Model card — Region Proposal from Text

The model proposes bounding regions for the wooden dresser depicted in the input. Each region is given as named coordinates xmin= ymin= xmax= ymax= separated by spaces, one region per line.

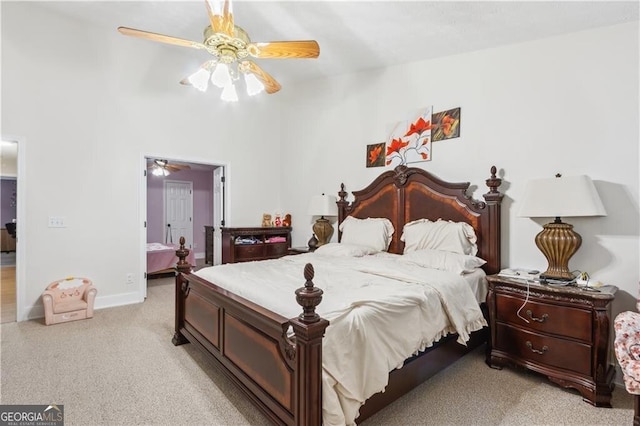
xmin=221 ymin=227 xmax=291 ymax=264
xmin=0 ymin=228 xmax=16 ymax=253
xmin=204 ymin=225 xmax=214 ymax=265
xmin=486 ymin=275 xmax=616 ymax=407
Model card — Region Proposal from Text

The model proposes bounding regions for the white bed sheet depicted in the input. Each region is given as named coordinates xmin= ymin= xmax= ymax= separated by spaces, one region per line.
xmin=195 ymin=253 xmax=487 ymax=425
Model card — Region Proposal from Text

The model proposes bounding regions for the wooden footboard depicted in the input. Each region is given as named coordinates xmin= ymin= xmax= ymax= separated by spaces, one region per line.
xmin=173 ymin=241 xmax=328 ymax=425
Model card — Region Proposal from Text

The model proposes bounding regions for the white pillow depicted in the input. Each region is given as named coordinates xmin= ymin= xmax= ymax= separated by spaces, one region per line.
xmin=401 ymin=249 xmax=486 ymax=275
xmin=401 ymin=218 xmax=478 ymax=255
xmin=313 ymin=242 xmax=378 ymax=257
xmin=339 ymin=216 xmax=395 ymax=252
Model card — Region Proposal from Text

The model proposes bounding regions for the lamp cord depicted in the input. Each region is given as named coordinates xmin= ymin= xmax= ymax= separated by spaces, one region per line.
xmin=516 ymin=278 xmax=533 ymax=324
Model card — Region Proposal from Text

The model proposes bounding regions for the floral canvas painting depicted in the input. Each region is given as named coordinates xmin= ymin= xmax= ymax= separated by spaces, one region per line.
xmin=366 ymin=143 xmax=385 ymax=168
xmin=432 ymin=107 xmax=461 ymax=142
xmin=386 ymin=107 xmax=433 ymax=167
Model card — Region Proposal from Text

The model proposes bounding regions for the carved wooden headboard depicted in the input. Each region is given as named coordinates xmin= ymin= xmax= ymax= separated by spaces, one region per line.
xmin=336 ymin=165 xmax=504 ymax=274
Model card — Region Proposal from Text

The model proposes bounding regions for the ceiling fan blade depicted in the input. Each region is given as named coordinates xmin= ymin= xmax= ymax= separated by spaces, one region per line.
xmin=242 ymin=61 xmax=281 ymax=94
xmin=166 ymin=164 xmax=191 ymax=172
xmin=247 ymin=41 xmax=320 ymax=59
xmin=118 ymin=27 xmax=206 ymax=50
xmin=205 ymin=0 xmax=235 ymax=37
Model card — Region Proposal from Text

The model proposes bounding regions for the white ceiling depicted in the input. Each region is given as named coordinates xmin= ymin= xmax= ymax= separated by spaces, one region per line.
xmin=37 ymin=1 xmax=638 ymax=87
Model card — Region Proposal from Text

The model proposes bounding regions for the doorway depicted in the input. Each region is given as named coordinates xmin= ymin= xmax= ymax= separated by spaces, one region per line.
xmin=1 ymin=139 xmax=18 ymax=323
xmin=141 ymin=155 xmax=226 ymax=299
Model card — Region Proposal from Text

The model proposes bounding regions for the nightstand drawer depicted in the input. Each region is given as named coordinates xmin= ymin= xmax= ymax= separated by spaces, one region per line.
xmin=496 ymin=323 xmax=591 ymax=376
xmin=495 ymin=293 xmax=592 ymax=342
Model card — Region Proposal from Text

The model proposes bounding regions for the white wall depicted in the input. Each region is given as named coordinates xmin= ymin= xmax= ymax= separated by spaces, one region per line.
xmin=1 ymin=3 xmax=283 ymax=318
xmin=2 ymin=2 xmax=638 ymax=326
xmin=279 ymin=22 xmax=640 ymax=317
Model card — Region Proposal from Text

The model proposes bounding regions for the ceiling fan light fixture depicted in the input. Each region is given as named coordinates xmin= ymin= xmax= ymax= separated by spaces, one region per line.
xmin=244 ymin=72 xmax=264 ymax=96
xmin=211 ymin=63 xmax=232 ymax=88
xmin=221 ymin=82 xmax=239 ymax=102
xmin=152 ymin=166 xmax=169 ymax=177
xmin=118 ymin=0 xmax=319 ymax=100
xmin=187 ymin=68 xmax=211 ymax=92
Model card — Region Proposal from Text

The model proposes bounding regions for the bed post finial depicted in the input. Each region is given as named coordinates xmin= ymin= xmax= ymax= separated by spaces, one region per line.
xmin=485 ymin=166 xmax=502 ymax=197
xmin=295 ymin=264 xmax=324 ymax=323
xmin=291 ymin=264 xmax=329 ymax=425
xmin=175 ymin=237 xmax=192 ymax=274
xmin=338 ymin=183 xmax=347 ymax=203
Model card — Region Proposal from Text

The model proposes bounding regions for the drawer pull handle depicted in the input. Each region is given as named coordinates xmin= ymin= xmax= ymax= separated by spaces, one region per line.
xmin=526 ymin=310 xmax=549 ymax=323
xmin=526 ymin=341 xmax=548 ymax=355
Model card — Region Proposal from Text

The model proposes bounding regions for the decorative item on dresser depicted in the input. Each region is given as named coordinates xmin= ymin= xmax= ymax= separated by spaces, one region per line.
xmin=171 ymin=165 xmax=504 ymax=425
xmin=307 ymin=193 xmax=338 ymax=246
xmin=518 ymin=174 xmax=607 ymax=281
xmin=221 ymin=226 xmax=291 ymax=264
xmin=486 ymin=275 xmax=617 ymax=407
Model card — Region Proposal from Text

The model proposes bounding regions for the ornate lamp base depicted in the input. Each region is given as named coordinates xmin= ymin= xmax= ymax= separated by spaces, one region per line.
xmin=535 ymin=219 xmax=582 ymax=281
xmin=312 ymin=216 xmax=334 ymax=246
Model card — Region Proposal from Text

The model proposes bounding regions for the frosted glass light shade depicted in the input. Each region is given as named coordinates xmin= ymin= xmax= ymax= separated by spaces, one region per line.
xmin=244 ymin=72 xmax=264 ymax=96
xmin=211 ymin=63 xmax=232 ymax=88
xmin=220 ymin=83 xmax=238 ymax=102
xmin=187 ymin=68 xmax=210 ymax=92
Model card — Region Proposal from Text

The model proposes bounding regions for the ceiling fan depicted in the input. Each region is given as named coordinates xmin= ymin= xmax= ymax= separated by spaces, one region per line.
xmin=148 ymin=159 xmax=191 ymax=176
xmin=118 ymin=0 xmax=320 ymax=100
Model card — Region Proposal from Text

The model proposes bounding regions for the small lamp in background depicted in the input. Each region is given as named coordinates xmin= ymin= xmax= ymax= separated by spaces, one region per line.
xmin=518 ymin=174 xmax=606 ymax=281
xmin=308 ymin=194 xmax=338 ymax=246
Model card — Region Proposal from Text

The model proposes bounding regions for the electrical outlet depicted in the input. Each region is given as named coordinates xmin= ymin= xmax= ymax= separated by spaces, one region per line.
xmin=48 ymin=216 xmax=66 ymax=228
xmin=126 ymin=273 xmax=134 ymax=285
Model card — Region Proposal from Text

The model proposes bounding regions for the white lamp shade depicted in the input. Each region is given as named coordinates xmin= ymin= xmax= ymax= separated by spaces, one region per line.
xmin=308 ymin=194 xmax=338 ymax=217
xmin=518 ymin=175 xmax=606 ymax=218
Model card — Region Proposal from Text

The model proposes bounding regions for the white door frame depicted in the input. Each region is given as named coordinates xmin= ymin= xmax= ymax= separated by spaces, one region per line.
xmin=3 ymin=135 xmax=26 ymax=321
xmin=139 ymin=153 xmax=228 ymax=300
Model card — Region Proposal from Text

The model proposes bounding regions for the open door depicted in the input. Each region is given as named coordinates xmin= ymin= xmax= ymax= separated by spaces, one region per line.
xmin=141 ymin=155 xmax=226 ymax=299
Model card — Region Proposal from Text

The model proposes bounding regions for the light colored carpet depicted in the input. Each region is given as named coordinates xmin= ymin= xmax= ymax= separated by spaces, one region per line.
xmin=0 ymin=277 xmax=633 ymax=425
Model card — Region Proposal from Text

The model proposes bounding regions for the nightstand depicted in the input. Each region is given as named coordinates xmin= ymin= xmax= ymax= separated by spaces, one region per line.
xmin=288 ymin=247 xmax=312 ymax=255
xmin=486 ymin=275 xmax=617 ymax=407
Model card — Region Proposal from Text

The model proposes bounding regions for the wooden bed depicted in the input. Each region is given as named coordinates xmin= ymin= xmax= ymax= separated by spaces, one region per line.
xmin=172 ymin=165 xmax=503 ymax=425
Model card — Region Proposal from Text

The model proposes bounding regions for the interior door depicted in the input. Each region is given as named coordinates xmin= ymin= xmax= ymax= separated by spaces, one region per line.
xmin=213 ymin=167 xmax=225 ymax=265
xmin=165 ymin=181 xmax=193 ymax=248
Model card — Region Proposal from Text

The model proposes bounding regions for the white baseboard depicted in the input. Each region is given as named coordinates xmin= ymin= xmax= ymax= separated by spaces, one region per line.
xmin=21 ymin=291 xmax=144 ymax=321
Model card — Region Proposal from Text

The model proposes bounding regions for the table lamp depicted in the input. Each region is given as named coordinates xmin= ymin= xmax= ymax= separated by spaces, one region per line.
xmin=518 ymin=174 xmax=606 ymax=281
xmin=307 ymin=194 xmax=338 ymax=246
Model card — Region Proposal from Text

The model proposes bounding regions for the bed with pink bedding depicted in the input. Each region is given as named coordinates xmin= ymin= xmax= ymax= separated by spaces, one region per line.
xmin=146 ymin=242 xmax=195 ymax=276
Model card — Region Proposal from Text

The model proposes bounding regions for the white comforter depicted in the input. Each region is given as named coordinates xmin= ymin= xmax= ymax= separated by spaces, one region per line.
xmin=195 ymin=253 xmax=487 ymax=425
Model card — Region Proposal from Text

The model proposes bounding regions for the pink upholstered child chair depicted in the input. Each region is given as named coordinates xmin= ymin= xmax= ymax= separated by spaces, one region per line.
xmin=614 ymin=294 xmax=640 ymax=425
xmin=42 ymin=277 xmax=97 ymax=325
